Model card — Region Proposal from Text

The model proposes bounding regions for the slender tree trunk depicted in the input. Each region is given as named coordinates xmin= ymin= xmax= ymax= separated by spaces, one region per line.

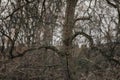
xmin=62 ymin=0 xmax=78 ymax=80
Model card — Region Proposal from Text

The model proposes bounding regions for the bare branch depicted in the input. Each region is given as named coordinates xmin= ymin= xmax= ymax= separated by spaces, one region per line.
xmin=106 ymin=0 xmax=117 ymax=8
xmin=0 ymin=30 xmax=13 ymax=42
xmin=74 ymin=16 xmax=91 ymax=24
xmin=11 ymin=45 xmax=63 ymax=59
xmin=2 ymin=0 xmax=35 ymax=20
xmin=70 ymin=32 xmax=94 ymax=47
xmin=93 ymin=46 xmax=120 ymax=66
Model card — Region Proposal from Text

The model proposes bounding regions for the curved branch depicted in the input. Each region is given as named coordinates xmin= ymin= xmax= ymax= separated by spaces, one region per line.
xmin=70 ymin=32 xmax=94 ymax=47
xmin=70 ymin=31 xmax=120 ymax=65
xmin=11 ymin=45 xmax=62 ymax=59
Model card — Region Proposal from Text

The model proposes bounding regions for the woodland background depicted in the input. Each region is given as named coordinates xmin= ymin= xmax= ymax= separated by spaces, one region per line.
xmin=0 ymin=0 xmax=120 ymax=80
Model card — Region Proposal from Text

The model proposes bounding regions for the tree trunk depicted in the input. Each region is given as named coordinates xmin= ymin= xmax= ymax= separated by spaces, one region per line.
xmin=62 ymin=0 xmax=78 ymax=80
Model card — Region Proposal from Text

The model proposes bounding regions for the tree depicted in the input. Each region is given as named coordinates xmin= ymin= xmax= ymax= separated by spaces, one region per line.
xmin=0 ymin=0 xmax=120 ymax=80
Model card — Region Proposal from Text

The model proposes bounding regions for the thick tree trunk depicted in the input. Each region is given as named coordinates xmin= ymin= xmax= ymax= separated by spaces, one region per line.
xmin=62 ymin=0 xmax=78 ymax=80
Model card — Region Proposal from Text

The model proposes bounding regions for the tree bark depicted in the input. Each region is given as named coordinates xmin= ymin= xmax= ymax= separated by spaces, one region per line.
xmin=62 ymin=0 xmax=78 ymax=80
